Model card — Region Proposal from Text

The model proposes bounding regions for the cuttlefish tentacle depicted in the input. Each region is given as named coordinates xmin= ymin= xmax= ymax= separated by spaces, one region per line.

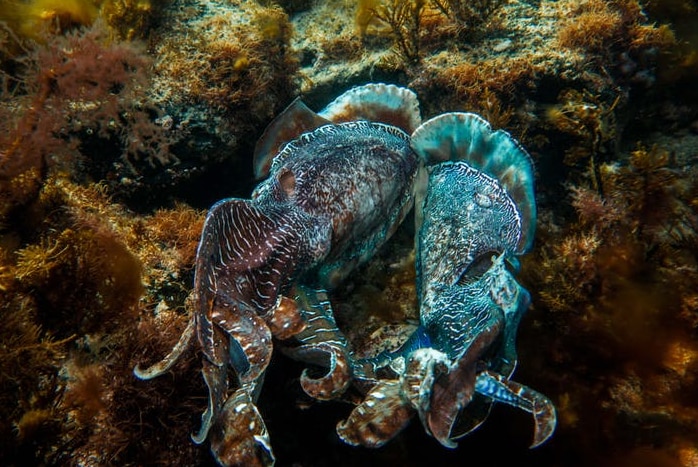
xmin=211 ymin=305 xmax=273 ymax=388
xmin=447 ymin=255 xmax=532 ymax=441
xmin=188 ymin=197 xmax=327 ymax=449
xmin=401 ymin=348 xmax=450 ymax=416
xmin=194 ymin=197 xmax=321 ymax=366
xmin=209 ymin=388 xmax=275 ymax=467
xmin=336 ymin=347 xmax=453 ymax=448
xmin=424 ymin=322 xmax=503 ymax=448
xmin=135 ymin=85 xmax=556 ymax=463
xmin=267 ymin=295 xmax=307 ymax=341
xmin=336 ymin=380 xmax=414 ymax=448
xmin=365 ymin=111 xmax=549 ymax=448
xmin=194 ymin=361 xmax=227 ymax=444
xmin=297 ymin=342 xmax=352 ymax=400
xmin=488 ymin=255 xmax=530 ymax=378
xmin=193 ymin=325 xmax=230 ymax=444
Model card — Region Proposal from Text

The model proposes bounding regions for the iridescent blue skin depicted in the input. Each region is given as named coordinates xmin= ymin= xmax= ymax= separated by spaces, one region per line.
xmin=409 ymin=161 xmax=554 ymax=448
xmin=338 ymin=113 xmax=556 ymax=450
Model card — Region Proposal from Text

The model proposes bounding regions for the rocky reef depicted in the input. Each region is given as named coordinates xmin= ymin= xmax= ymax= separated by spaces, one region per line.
xmin=1 ymin=0 xmax=697 ymax=465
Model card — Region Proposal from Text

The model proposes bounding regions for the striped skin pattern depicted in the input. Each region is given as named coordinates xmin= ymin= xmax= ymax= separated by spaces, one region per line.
xmin=134 ymin=85 xmax=556 ymax=465
xmin=191 ymin=120 xmax=419 ymax=465
xmin=338 ymin=113 xmax=556 ymax=451
xmin=134 ymin=84 xmax=422 ymax=466
xmin=281 ymin=287 xmax=353 ymax=400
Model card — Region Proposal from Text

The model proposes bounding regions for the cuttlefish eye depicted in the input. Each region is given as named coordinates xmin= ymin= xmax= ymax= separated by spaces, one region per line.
xmin=277 ymin=167 xmax=296 ymax=198
xmin=457 ymin=251 xmax=499 ymax=285
xmin=457 ymin=251 xmax=522 ymax=286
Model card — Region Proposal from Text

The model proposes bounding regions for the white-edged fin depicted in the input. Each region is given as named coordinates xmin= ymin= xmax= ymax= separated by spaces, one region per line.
xmin=253 ymin=97 xmax=331 ymax=180
xmin=318 ymin=83 xmax=422 ymax=133
xmin=411 ymin=112 xmax=536 ymax=253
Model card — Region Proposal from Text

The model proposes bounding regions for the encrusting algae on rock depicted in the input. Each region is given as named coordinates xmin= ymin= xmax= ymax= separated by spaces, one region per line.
xmin=1 ymin=0 xmax=698 ymax=465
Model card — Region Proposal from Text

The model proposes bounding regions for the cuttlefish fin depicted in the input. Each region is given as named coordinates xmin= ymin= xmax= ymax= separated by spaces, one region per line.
xmin=410 ymin=112 xmax=536 ymax=253
xmin=319 ymin=83 xmax=422 ymax=133
xmin=253 ymin=97 xmax=331 ymax=180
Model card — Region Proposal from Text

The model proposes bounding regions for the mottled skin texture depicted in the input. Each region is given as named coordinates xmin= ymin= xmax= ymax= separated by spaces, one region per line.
xmin=195 ymin=121 xmax=418 ymax=463
xmin=338 ymin=113 xmax=555 ymax=451
xmin=134 ymin=85 xmax=556 ymax=465
xmin=134 ymin=89 xmax=420 ymax=466
xmin=417 ymin=162 xmax=521 ymax=358
xmin=259 ymin=122 xmax=418 ymax=289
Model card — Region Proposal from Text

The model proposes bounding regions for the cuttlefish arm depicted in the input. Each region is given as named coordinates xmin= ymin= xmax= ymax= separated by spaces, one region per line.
xmin=474 ymin=370 xmax=557 ymax=448
xmin=209 ymin=388 xmax=275 ymax=467
xmin=280 ymin=287 xmax=352 ymax=400
xmin=424 ymin=327 xmax=501 ymax=447
xmin=336 ymin=379 xmax=415 ymax=448
xmin=133 ymin=314 xmax=196 ymax=380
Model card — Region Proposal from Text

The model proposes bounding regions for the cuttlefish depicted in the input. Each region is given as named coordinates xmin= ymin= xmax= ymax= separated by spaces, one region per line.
xmin=134 ymin=84 xmax=556 ymax=466
xmin=134 ymin=84 xmax=422 ymax=465
xmin=337 ymin=113 xmax=556 ymax=450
